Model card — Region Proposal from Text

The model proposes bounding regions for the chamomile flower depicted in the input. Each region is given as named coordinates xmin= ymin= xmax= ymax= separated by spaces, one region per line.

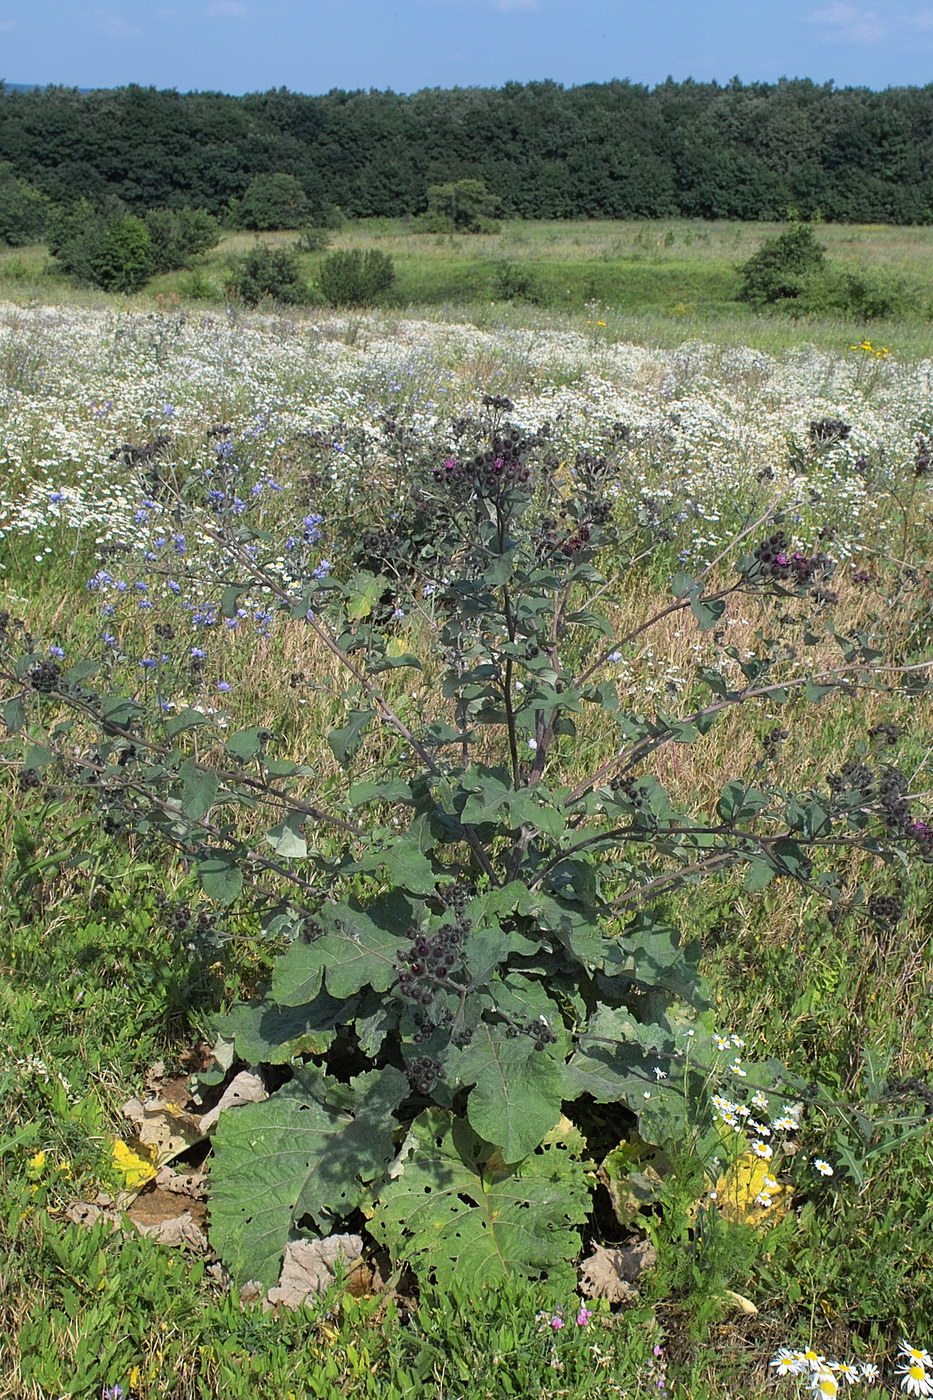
xmin=772 ymin=1114 xmax=798 ymax=1132
xmin=896 ymin=1361 xmax=933 ymax=1396
xmin=859 ymin=1363 xmax=879 ymax=1382
xmin=813 ymin=1159 xmax=834 ymax=1177
xmin=712 ymin=1033 xmax=731 ymax=1051
xmin=751 ymin=1140 xmax=773 ymax=1159
xmin=751 ymin=1091 xmax=769 ymax=1111
xmin=754 ymin=1191 xmax=773 ymax=1208
xmin=810 ymin=1369 xmax=839 ymax=1398
xmin=901 ymin=1344 xmax=933 ymax=1369
xmin=770 ymin=1350 xmax=800 ymax=1377
xmin=830 ymin=1361 xmax=860 ymax=1384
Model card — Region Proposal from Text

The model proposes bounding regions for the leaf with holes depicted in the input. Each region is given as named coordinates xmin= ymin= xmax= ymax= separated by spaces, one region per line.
xmin=370 ymin=1109 xmax=589 ymax=1292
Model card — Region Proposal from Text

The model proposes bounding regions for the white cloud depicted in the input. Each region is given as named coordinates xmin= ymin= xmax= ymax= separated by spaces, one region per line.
xmin=205 ymin=0 xmax=247 ymax=15
xmin=93 ymin=9 xmax=142 ymax=37
xmin=808 ymin=3 xmax=884 ymax=42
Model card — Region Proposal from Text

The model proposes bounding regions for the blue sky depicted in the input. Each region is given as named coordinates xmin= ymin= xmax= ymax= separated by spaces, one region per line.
xmin=2 ymin=0 xmax=933 ymax=94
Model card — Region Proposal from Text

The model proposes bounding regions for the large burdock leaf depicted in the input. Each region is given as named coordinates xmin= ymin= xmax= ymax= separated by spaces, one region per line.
xmin=370 ymin=1109 xmax=590 ymax=1292
xmin=456 ymin=1022 xmax=565 ymax=1163
xmin=210 ymin=1065 xmax=407 ymax=1288
xmin=272 ymin=897 xmax=408 ymax=1005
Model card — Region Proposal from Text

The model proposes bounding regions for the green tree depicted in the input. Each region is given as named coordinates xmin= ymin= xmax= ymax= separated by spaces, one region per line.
xmin=0 ymin=163 xmax=48 ymax=245
xmin=89 ymin=214 xmax=155 ymax=293
xmin=420 ymin=178 xmax=501 ymax=233
xmin=235 ymin=173 xmax=312 ymax=230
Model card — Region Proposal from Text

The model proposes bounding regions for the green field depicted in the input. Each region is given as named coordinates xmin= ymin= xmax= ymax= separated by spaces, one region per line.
xmin=4 ymin=217 xmax=933 ymax=357
xmin=0 ymin=235 xmax=931 ymax=1399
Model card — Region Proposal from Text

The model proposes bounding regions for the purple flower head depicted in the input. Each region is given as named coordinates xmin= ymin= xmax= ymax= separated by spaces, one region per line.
xmin=48 ymin=645 xmax=65 ymax=659
xmin=216 ymin=680 xmax=231 ymax=693
xmin=49 ymin=489 xmax=65 ymax=503
xmin=576 ymin=1307 xmax=593 ymax=1327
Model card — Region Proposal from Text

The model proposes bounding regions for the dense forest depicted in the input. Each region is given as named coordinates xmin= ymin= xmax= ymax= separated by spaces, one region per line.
xmin=2 ymin=77 xmax=933 ymax=224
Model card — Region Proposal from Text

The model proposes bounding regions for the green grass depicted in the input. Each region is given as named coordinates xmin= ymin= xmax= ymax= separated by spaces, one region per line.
xmin=7 ymin=216 xmax=933 ymax=358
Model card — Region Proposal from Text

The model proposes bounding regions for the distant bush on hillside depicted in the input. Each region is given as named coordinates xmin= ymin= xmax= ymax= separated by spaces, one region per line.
xmin=416 ymin=179 xmax=501 ymax=234
xmin=48 ymin=200 xmax=220 ymax=292
xmin=738 ymin=223 xmax=827 ymax=306
xmin=740 ymin=223 xmax=915 ymax=320
xmin=227 ymin=244 xmax=309 ymax=305
xmin=318 ymin=248 xmax=394 ymax=306
xmin=144 ymin=207 xmax=220 ymax=274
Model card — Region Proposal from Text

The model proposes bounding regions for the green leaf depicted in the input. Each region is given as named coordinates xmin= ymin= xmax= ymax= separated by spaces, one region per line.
xmin=328 ymin=709 xmax=374 ymax=768
xmin=3 ymin=696 xmax=26 ymax=734
xmin=100 ymin=695 xmax=141 ymax=729
xmin=264 ymin=813 xmax=307 ymax=860
xmin=220 ymin=583 xmax=250 ymax=619
xmin=22 ymin=744 xmax=54 ymax=771
xmin=370 ymin=653 xmax=422 ymax=673
xmin=166 ymin=708 xmax=212 ymax=739
xmin=691 ymin=595 xmax=726 ymax=630
xmin=226 ymin=727 xmax=267 ymax=762
xmin=345 ymin=571 xmax=388 ymax=621
xmin=197 ymin=854 xmax=243 ymax=904
xmin=272 ymin=899 xmax=407 ymax=1005
xmin=349 ymin=778 xmax=413 ymax=806
xmin=370 ymin=1109 xmax=589 ymax=1293
xmin=178 ymin=757 xmax=219 ymax=822
xmin=457 ymin=1024 xmax=564 ymax=1162
xmin=219 ymin=993 xmax=347 ymax=1064
xmin=671 ymin=571 xmax=696 ymax=599
xmin=743 ymin=858 xmax=774 ymax=891
xmin=716 ymin=780 xmax=768 ymax=823
xmin=211 ymin=1066 xmax=407 ymax=1287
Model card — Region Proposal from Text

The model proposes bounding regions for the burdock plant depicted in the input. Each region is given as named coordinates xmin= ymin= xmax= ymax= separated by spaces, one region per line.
xmin=1 ymin=397 xmax=930 ymax=1295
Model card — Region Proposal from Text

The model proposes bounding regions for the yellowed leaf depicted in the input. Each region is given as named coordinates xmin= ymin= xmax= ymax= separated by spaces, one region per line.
xmin=110 ymin=1138 xmax=158 ymax=1191
xmin=709 ymin=1150 xmax=789 ymax=1228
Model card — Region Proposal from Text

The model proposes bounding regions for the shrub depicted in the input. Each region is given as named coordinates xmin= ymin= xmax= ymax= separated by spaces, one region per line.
xmin=493 ymin=260 xmax=543 ymax=304
xmin=227 ymin=244 xmax=308 ymax=305
xmin=318 ymin=248 xmax=394 ymax=306
xmin=144 ymin=207 xmax=220 ymax=274
xmin=47 ymin=202 xmax=155 ymax=292
xmin=234 ymin=173 xmax=312 ymax=231
xmin=738 ymin=223 xmax=827 ymax=306
xmin=795 ymin=264 xmax=913 ymax=321
xmin=0 ymin=163 xmax=48 ymax=246
xmin=295 ymin=223 xmax=331 ymax=254
xmin=418 ymin=178 xmax=501 ymax=234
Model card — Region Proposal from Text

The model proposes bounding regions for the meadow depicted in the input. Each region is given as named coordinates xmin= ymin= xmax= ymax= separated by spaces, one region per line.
xmin=0 ymin=225 xmax=932 ymax=1400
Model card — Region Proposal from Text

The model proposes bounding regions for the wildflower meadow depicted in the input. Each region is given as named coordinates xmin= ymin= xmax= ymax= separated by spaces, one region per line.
xmin=0 ymin=290 xmax=931 ymax=1400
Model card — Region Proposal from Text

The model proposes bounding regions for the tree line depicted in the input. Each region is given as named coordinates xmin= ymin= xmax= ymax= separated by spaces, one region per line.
xmin=2 ymin=77 xmax=933 ymax=226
